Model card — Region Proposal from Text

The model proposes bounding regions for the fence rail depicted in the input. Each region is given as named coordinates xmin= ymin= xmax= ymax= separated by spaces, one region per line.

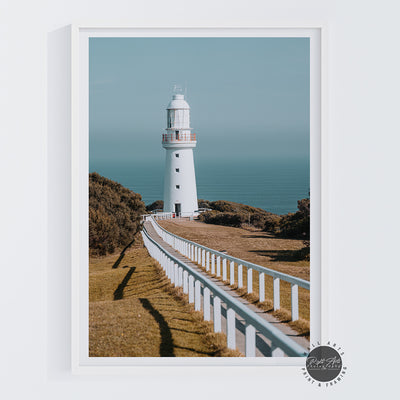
xmin=142 ymin=212 xmax=197 ymax=221
xmin=145 ymin=215 xmax=310 ymax=321
xmin=141 ymin=224 xmax=308 ymax=357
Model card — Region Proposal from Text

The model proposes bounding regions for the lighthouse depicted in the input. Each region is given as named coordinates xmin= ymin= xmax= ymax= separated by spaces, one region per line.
xmin=162 ymin=93 xmax=198 ymax=217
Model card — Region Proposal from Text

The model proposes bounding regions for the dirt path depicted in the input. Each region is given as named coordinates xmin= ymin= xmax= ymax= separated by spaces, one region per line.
xmin=89 ymin=245 xmax=237 ymax=357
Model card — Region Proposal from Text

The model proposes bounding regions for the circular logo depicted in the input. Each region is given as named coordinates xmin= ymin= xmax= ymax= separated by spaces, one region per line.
xmin=306 ymin=345 xmax=343 ymax=382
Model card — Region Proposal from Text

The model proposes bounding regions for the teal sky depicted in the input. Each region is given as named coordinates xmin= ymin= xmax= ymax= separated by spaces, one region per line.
xmin=89 ymin=37 xmax=310 ymax=166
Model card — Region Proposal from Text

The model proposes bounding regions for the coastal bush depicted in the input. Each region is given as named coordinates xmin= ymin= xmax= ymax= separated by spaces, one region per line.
xmin=146 ymin=200 xmax=164 ymax=212
xmin=197 ymin=197 xmax=309 ymax=240
xmin=208 ymin=200 xmax=267 ymax=215
xmin=197 ymin=200 xmax=271 ymax=228
xmin=263 ymin=214 xmax=282 ymax=234
xmin=263 ymin=198 xmax=310 ymax=239
xmin=248 ymin=213 xmax=269 ymax=229
xmin=278 ymin=198 xmax=310 ymax=239
xmin=89 ymin=172 xmax=146 ymax=255
xmin=198 ymin=211 xmax=245 ymax=227
xmin=197 ymin=199 xmax=211 ymax=209
xmin=295 ymin=240 xmax=310 ymax=261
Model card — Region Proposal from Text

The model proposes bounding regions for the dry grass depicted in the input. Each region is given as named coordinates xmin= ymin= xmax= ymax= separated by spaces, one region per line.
xmin=89 ymin=240 xmax=241 ymax=357
xmin=158 ymin=219 xmax=310 ymax=335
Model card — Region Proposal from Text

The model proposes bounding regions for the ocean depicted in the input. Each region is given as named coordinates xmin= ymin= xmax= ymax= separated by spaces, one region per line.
xmin=90 ymin=158 xmax=309 ymax=215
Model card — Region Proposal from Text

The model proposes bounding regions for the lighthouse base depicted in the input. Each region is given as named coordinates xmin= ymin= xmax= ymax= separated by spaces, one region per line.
xmin=163 ymin=147 xmax=198 ymax=216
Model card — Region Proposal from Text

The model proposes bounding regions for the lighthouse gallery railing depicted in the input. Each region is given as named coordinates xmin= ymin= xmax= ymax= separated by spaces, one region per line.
xmin=141 ymin=223 xmax=308 ymax=357
xmin=146 ymin=215 xmax=310 ymax=322
xmin=162 ymin=132 xmax=196 ymax=143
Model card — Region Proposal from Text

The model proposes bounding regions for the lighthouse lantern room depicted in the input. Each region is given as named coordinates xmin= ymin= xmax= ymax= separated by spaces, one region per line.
xmin=162 ymin=93 xmax=198 ymax=217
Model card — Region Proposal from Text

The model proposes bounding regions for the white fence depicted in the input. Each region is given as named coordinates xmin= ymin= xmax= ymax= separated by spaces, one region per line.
xmin=142 ymin=212 xmax=197 ymax=221
xmin=147 ymin=215 xmax=310 ymax=322
xmin=141 ymin=225 xmax=308 ymax=357
xmin=142 ymin=212 xmax=174 ymax=221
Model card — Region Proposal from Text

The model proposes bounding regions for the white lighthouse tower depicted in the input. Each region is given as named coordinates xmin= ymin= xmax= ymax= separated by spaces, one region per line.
xmin=162 ymin=92 xmax=198 ymax=217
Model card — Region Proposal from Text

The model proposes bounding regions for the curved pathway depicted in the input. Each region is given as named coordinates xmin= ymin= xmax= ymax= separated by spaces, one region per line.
xmin=144 ymin=220 xmax=309 ymax=357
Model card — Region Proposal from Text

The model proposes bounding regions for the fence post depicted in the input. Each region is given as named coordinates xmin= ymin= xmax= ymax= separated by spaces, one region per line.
xmin=227 ymin=308 xmax=236 ymax=349
xmin=273 ymin=277 xmax=280 ymax=310
xmin=167 ymin=258 xmax=172 ymax=280
xmin=203 ymin=287 xmax=211 ymax=321
xmin=291 ymin=284 xmax=299 ymax=321
xmin=206 ymin=251 xmax=210 ymax=271
xmin=183 ymin=270 xmax=188 ymax=294
xmin=222 ymin=258 xmax=227 ymax=281
xmin=171 ymin=259 xmax=175 ymax=283
xmin=188 ymin=275 xmax=194 ymax=303
xmin=211 ymin=254 xmax=215 ymax=274
xmin=216 ymin=256 xmax=221 ymax=277
xmin=230 ymin=261 xmax=235 ymax=285
xmin=213 ymin=296 xmax=221 ymax=332
xmin=174 ymin=263 xmax=179 ymax=287
xmin=178 ymin=266 xmax=183 ymax=287
xmin=238 ymin=264 xmax=243 ymax=288
xmin=247 ymin=268 xmax=253 ymax=293
xmin=245 ymin=324 xmax=256 ymax=357
xmin=194 ymin=280 xmax=201 ymax=311
xmin=202 ymin=249 xmax=206 ymax=267
xmin=194 ymin=246 xmax=197 ymax=262
xmin=259 ymin=272 xmax=265 ymax=302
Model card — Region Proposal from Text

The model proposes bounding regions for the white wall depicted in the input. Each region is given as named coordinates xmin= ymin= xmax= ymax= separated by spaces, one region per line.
xmin=1 ymin=1 xmax=400 ymax=399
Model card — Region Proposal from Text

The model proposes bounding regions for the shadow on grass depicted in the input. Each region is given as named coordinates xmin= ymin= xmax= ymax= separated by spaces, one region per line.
xmin=112 ymin=226 xmax=143 ymax=269
xmin=113 ymin=267 xmax=136 ymax=300
xmin=242 ymin=234 xmax=306 ymax=241
xmin=249 ymin=249 xmax=303 ymax=262
xmin=241 ymin=234 xmax=271 ymax=239
xmin=139 ymin=298 xmax=175 ymax=357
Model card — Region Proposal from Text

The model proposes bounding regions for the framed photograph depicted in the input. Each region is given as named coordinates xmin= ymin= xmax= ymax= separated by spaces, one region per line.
xmin=72 ymin=26 xmax=325 ymax=373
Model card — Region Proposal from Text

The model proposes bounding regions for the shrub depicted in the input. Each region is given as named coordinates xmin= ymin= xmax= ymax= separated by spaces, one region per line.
xmin=146 ymin=200 xmax=164 ymax=212
xmin=89 ymin=172 xmax=146 ymax=255
xmin=197 ymin=200 xmax=271 ymax=228
xmin=263 ymin=214 xmax=282 ymax=234
xmin=264 ymin=198 xmax=310 ymax=239
xmin=198 ymin=211 xmax=245 ymax=227
xmin=295 ymin=240 xmax=310 ymax=261
xmin=197 ymin=199 xmax=211 ymax=209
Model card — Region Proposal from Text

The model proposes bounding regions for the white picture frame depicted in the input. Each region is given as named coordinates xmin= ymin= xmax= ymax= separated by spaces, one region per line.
xmin=71 ymin=25 xmax=326 ymax=373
